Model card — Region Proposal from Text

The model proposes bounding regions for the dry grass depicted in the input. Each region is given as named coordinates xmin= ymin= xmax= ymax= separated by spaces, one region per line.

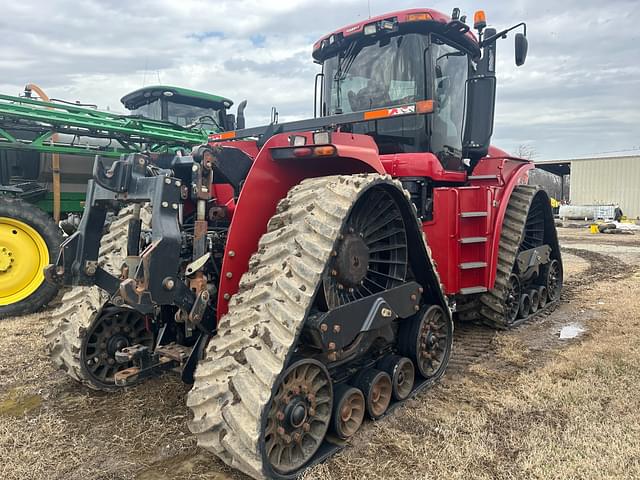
xmin=2 ymin=228 xmax=640 ymax=480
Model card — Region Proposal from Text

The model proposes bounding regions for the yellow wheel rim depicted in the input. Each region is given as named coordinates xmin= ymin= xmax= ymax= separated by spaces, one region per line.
xmin=0 ymin=216 xmax=50 ymax=306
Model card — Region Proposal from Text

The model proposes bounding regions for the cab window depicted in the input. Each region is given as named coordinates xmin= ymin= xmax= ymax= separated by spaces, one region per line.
xmin=430 ymin=38 xmax=468 ymax=171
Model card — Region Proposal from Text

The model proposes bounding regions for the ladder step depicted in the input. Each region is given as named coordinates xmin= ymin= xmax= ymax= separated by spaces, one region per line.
xmin=460 ymin=262 xmax=488 ymax=270
xmin=468 ymin=174 xmax=499 ymax=180
xmin=460 ymin=286 xmax=488 ymax=295
xmin=460 ymin=236 xmax=488 ymax=244
xmin=460 ymin=211 xmax=488 ymax=218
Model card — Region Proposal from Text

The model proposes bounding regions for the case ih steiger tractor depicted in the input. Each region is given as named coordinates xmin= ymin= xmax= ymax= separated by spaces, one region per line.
xmin=45 ymin=7 xmax=562 ymax=479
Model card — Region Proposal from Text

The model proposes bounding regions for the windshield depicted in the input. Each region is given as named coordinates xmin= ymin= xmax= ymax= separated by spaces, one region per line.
xmin=323 ymin=33 xmax=427 ymax=115
xmin=166 ymin=103 xmax=224 ymax=132
xmin=129 ymin=99 xmax=225 ymax=132
xmin=129 ymin=99 xmax=162 ymax=120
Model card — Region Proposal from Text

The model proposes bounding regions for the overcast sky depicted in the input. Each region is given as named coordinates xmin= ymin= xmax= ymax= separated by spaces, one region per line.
xmin=1 ymin=0 xmax=639 ymax=159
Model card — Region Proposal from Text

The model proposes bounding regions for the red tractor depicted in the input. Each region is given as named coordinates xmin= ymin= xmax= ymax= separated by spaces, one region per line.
xmin=45 ymin=7 xmax=562 ymax=479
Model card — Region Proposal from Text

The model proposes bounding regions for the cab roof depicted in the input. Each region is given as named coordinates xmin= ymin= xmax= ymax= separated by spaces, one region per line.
xmin=312 ymin=8 xmax=480 ymax=62
xmin=121 ymin=85 xmax=233 ymax=111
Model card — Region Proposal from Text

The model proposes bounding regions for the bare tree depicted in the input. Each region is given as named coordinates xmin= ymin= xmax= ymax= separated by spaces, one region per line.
xmin=515 ymin=143 xmax=537 ymax=160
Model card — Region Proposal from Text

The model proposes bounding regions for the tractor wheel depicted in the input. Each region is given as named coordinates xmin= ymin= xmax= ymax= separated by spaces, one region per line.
xmin=0 ymin=196 xmax=62 ymax=319
xmin=45 ymin=205 xmax=152 ymax=391
xmin=478 ymin=185 xmax=562 ymax=328
xmin=187 ymin=174 xmax=449 ymax=479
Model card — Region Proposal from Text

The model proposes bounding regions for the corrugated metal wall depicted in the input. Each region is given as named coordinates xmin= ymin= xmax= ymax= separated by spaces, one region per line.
xmin=570 ymin=155 xmax=640 ymax=218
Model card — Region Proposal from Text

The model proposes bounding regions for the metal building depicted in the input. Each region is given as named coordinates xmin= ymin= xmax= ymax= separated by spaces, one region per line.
xmin=535 ymin=154 xmax=640 ymax=219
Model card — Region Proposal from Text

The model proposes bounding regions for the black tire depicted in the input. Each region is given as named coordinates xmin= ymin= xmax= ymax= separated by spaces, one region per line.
xmin=0 ymin=196 xmax=62 ymax=319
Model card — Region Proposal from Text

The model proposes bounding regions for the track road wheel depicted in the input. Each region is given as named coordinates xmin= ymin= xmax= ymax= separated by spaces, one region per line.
xmin=538 ymin=286 xmax=548 ymax=309
xmin=45 ymin=205 xmax=152 ymax=390
xmin=518 ymin=294 xmax=531 ymax=319
xmin=399 ymin=304 xmax=453 ymax=380
xmin=528 ymin=288 xmax=540 ymax=313
xmin=0 ymin=197 xmax=62 ymax=318
xmin=377 ymin=355 xmax=415 ymax=401
xmin=331 ymin=385 xmax=365 ymax=440
xmin=187 ymin=174 xmax=444 ymax=479
xmin=353 ymin=369 xmax=392 ymax=420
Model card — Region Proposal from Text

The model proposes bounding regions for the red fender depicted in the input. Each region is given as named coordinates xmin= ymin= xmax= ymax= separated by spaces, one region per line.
xmin=473 ymin=156 xmax=534 ymax=289
xmin=215 ymin=132 xmax=385 ymax=318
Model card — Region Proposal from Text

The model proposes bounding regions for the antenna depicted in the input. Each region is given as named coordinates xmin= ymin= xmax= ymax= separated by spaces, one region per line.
xmin=142 ymin=57 xmax=148 ymax=86
xmin=367 ymin=0 xmax=371 ymax=18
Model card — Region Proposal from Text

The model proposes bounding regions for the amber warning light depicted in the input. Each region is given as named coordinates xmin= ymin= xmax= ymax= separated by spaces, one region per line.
xmin=474 ymin=10 xmax=487 ymax=31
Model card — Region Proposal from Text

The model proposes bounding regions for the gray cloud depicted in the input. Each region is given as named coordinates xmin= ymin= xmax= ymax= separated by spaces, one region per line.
xmin=0 ymin=0 xmax=638 ymax=158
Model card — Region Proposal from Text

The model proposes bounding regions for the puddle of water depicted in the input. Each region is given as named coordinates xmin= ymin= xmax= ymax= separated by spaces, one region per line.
xmin=559 ymin=323 xmax=586 ymax=340
xmin=0 ymin=389 xmax=43 ymax=417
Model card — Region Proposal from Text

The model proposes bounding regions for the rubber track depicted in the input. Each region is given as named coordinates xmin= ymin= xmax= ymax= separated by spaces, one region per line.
xmin=478 ymin=185 xmax=549 ymax=328
xmin=187 ymin=174 xmax=442 ymax=479
xmin=45 ymin=205 xmax=151 ymax=389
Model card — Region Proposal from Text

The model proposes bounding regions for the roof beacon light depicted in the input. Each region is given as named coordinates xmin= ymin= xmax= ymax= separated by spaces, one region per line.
xmin=474 ymin=10 xmax=487 ymax=31
xmin=363 ymin=23 xmax=377 ymax=35
xmin=406 ymin=12 xmax=432 ymax=22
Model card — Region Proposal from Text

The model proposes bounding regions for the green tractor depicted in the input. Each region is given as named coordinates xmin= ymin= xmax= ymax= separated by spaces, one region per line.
xmin=0 ymin=84 xmax=242 ymax=318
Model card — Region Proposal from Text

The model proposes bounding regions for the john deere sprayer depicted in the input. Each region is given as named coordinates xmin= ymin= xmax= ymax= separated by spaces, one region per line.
xmin=44 ymin=7 xmax=561 ymax=479
xmin=0 ymin=85 xmax=244 ymax=317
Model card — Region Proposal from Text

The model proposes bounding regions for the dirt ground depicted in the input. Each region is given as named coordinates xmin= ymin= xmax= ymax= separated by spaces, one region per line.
xmin=2 ymin=227 xmax=640 ymax=480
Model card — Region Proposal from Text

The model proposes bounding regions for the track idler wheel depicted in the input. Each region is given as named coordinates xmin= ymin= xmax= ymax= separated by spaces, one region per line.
xmin=264 ymin=358 xmax=333 ymax=475
xmin=518 ymin=294 xmax=531 ymax=319
xmin=528 ymin=289 xmax=540 ymax=313
xmin=399 ymin=304 xmax=452 ymax=380
xmin=545 ymin=259 xmax=563 ymax=302
xmin=505 ymin=274 xmax=522 ymax=324
xmin=82 ymin=306 xmax=154 ymax=389
xmin=352 ymin=369 xmax=392 ymax=420
xmin=538 ymin=286 xmax=548 ymax=309
xmin=377 ymin=355 xmax=415 ymax=401
xmin=331 ymin=384 xmax=365 ymax=440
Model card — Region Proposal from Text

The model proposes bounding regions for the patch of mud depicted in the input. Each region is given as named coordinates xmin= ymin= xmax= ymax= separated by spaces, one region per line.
xmin=136 ymin=452 xmax=234 ymax=480
xmin=0 ymin=389 xmax=42 ymax=417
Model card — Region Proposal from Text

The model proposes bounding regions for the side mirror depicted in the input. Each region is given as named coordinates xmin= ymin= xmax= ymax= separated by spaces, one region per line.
xmin=462 ymin=76 xmax=497 ymax=161
xmin=515 ymin=33 xmax=528 ymax=66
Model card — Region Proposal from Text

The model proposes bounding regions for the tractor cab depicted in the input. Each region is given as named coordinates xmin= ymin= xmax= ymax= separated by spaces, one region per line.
xmin=313 ymin=8 xmax=527 ymax=171
xmin=121 ymin=85 xmax=237 ymax=132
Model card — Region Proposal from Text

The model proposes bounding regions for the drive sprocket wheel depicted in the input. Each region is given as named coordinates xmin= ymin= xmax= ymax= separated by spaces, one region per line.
xmin=45 ymin=205 xmax=152 ymax=390
xmin=322 ymin=185 xmax=408 ymax=308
